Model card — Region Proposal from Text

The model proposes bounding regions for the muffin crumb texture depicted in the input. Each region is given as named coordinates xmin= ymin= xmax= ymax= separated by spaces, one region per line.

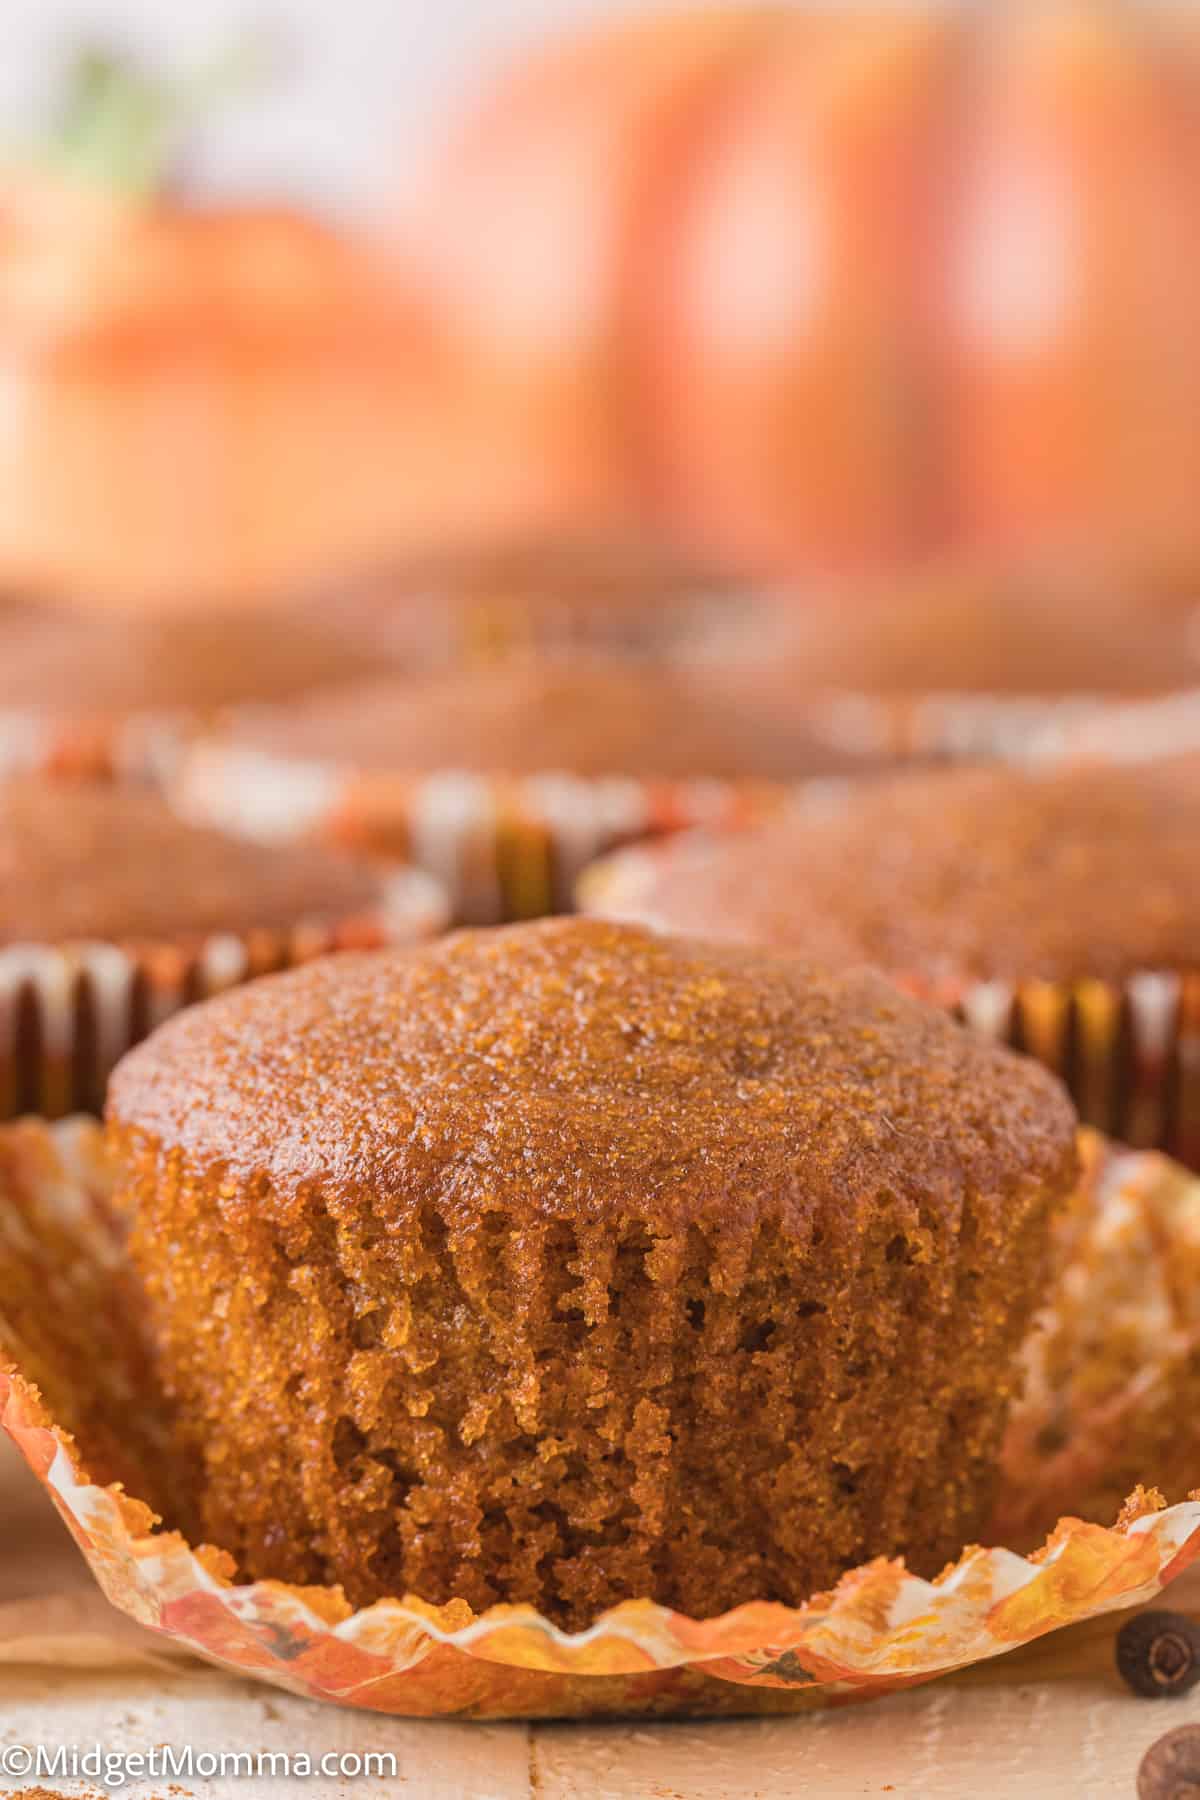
xmin=108 ymin=920 xmax=1077 ymax=1627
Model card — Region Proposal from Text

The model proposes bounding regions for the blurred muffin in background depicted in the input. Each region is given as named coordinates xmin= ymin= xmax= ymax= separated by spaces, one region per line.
xmin=0 ymin=604 xmax=385 ymax=779
xmin=0 ymin=773 xmax=446 ymax=1116
xmin=326 ymin=542 xmax=746 ymax=670
xmin=174 ymin=655 xmax=897 ymax=920
xmin=689 ymin=576 xmax=1200 ymax=761
xmin=580 ymin=755 xmax=1200 ymax=1158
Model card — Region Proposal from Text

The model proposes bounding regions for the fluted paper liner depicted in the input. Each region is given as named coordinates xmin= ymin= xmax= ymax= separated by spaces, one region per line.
xmin=2 ymin=1121 xmax=1199 ymax=1718
xmin=1027 ymin=687 xmax=1200 ymax=769
xmin=0 ymin=867 xmax=447 ymax=1118
xmin=174 ymin=741 xmax=786 ymax=923
xmin=0 ymin=705 xmax=201 ymax=784
xmin=581 ymin=838 xmax=1200 ymax=1164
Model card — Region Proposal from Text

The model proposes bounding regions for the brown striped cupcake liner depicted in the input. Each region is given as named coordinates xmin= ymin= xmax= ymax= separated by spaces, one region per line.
xmin=173 ymin=742 xmax=788 ymax=924
xmin=579 ymin=839 xmax=1200 ymax=1166
xmin=0 ymin=867 xmax=447 ymax=1118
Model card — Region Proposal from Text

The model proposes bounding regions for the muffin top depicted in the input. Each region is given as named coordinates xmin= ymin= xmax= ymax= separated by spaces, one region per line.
xmin=582 ymin=758 xmax=1200 ymax=986
xmin=701 ymin=583 xmax=1199 ymax=698
xmin=0 ymin=606 xmax=380 ymax=715
xmin=0 ymin=776 xmax=387 ymax=942
xmin=108 ymin=917 xmax=1076 ymax=1227
xmin=221 ymin=658 xmax=888 ymax=781
xmin=336 ymin=545 xmax=724 ymax=664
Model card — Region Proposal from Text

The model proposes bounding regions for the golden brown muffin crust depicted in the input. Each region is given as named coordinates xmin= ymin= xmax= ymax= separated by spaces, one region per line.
xmin=719 ymin=584 xmax=1200 ymax=697
xmin=109 ymin=917 xmax=1076 ymax=1224
xmin=0 ymin=606 xmax=380 ymax=714
xmin=221 ymin=658 xmax=889 ymax=780
xmin=582 ymin=758 xmax=1200 ymax=986
xmin=108 ymin=919 xmax=1078 ymax=1626
xmin=0 ymin=776 xmax=383 ymax=941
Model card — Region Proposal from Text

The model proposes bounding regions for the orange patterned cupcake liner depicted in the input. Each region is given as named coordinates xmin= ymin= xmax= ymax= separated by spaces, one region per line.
xmin=1 ymin=1121 xmax=1199 ymax=1719
xmin=581 ymin=839 xmax=1200 ymax=1164
xmin=174 ymin=742 xmax=787 ymax=923
xmin=0 ymin=867 xmax=447 ymax=1118
xmin=0 ymin=705 xmax=204 ymax=784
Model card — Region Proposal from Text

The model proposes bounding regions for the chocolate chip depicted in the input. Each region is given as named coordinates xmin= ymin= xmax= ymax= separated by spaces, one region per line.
xmin=1118 ymin=1612 xmax=1200 ymax=1699
xmin=1137 ymin=1724 xmax=1200 ymax=1799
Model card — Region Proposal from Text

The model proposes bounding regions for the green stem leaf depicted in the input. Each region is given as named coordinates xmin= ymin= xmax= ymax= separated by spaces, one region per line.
xmin=45 ymin=39 xmax=267 ymax=200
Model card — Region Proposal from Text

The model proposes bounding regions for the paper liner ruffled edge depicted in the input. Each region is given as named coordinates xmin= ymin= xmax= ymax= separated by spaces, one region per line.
xmin=781 ymin=688 xmax=1192 ymax=765
xmin=1027 ymin=687 xmax=1200 ymax=767
xmin=4 ymin=1120 xmax=1200 ymax=1716
xmin=171 ymin=742 xmax=790 ymax=923
xmin=0 ymin=705 xmax=199 ymax=784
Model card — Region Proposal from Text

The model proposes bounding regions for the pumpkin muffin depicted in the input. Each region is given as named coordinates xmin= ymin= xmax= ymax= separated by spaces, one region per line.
xmin=207 ymin=657 xmax=889 ymax=781
xmin=763 ymin=583 xmax=1200 ymax=698
xmin=579 ymin=758 xmax=1200 ymax=986
xmin=0 ymin=775 xmax=445 ymax=1114
xmin=107 ymin=918 xmax=1078 ymax=1628
xmin=336 ymin=542 xmax=734 ymax=666
xmin=580 ymin=758 xmax=1200 ymax=1152
xmin=0 ymin=604 xmax=384 ymax=778
xmin=691 ymin=579 xmax=1200 ymax=761
xmin=175 ymin=656 xmax=893 ymax=921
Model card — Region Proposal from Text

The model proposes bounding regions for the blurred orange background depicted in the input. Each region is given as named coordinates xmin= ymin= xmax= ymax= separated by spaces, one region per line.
xmin=2 ymin=2 xmax=1199 ymax=614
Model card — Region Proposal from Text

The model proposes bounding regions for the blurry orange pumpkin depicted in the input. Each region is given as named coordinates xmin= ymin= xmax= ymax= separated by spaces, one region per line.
xmin=0 ymin=49 xmax=486 ymax=612
xmin=405 ymin=2 xmax=1200 ymax=589
xmin=397 ymin=8 xmax=764 ymax=562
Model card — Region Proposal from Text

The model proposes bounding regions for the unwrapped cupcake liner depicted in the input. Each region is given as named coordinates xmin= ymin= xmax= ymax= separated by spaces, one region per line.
xmin=580 ymin=841 xmax=1200 ymax=1165
xmin=173 ymin=742 xmax=787 ymax=923
xmin=0 ymin=867 xmax=447 ymax=1118
xmin=1 ymin=1121 xmax=1197 ymax=1719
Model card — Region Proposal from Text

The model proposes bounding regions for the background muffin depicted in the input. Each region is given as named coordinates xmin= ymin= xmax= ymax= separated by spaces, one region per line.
xmin=743 ymin=583 xmax=1200 ymax=698
xmin=173 ymin=656 xmax=896 ymax=921
xmin=108 ymin=918 xmax=1077 ymax=1628
xmin=332 ymin=543 xmax=738 ymax=668
xmin=0 ymin=774 xmax=445 ymax=1114
xmin=580 ymin=757 xmax=1200 ymax=1153
xmin=687 ymin=578 xmax=1200 ymax=762
xmin=0 ymin=604 xmax=392 ymax=781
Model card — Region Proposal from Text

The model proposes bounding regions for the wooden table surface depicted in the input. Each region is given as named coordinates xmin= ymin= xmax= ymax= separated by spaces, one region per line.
xmin=2 ymin=1438 xmax=1196 ymax=1799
